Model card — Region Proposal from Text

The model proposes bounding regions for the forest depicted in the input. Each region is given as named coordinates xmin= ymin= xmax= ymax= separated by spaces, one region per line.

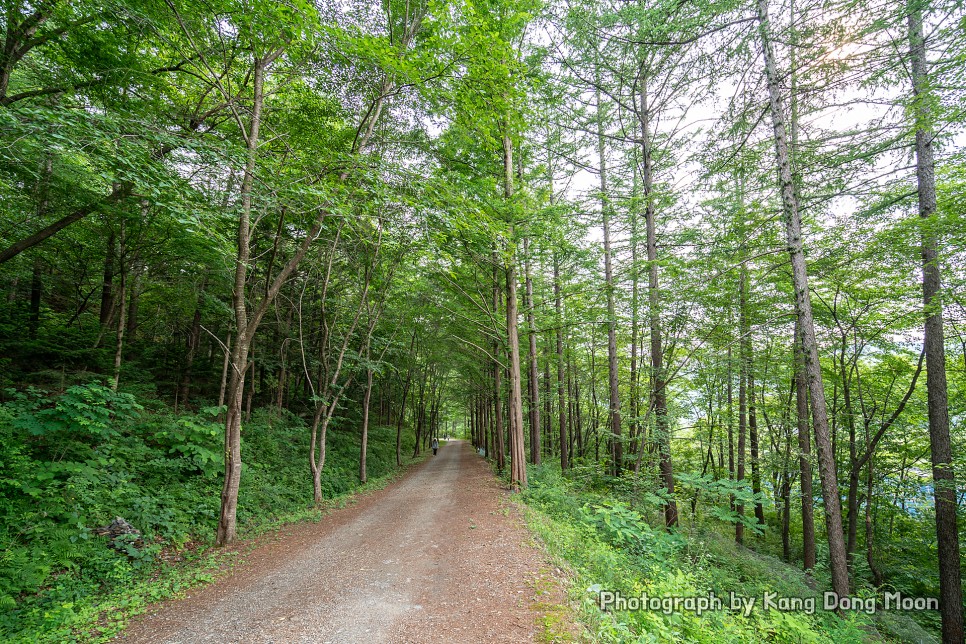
xmin=0 ymin=0 xmax=964 ymax=641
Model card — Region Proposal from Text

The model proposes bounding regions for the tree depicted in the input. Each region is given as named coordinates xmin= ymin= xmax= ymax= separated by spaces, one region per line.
xmin=907 ymin=0 xmax=964 ymax=636
xmin=755 ymin=0 xmax=849 ymax=599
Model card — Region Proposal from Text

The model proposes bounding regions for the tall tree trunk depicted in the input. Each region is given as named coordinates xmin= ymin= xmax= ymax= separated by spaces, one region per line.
xmin=28 ymin=257 xmax=42 ymax=338
xmin=218 ymin=332 xmax=232 ymax=411
xmin=757 ymin=0 xmax=848 ymax=598
xmin=629 ymin=166 xmax=640 ymax=461
xmin=503 ymin=134 xmax=527 ymax=490
xmin=524 ymin=238 xmax=540 ymax=464
xmin=640 ymin=78 xmax=676 ymax=526
xmin=493 ymin=258 xmax=506 ymax=472
xmin=841 ymin=335 xmax=860 ymax=569
xmin=748 ymin=361 xmax=764 ymax=525
xmin=485 ymin=393 xmax=491 ymax=458
xmin=412 ymin=369 xmax=427 ymax=458
xmin=543 ymin=345 xmax=552 ymax=459
xmin=780 ymin=431 xmax=792 ymax=562
xmin=360 ymin=365 xmax=373 ymax=483
xmin=795 ymin=319 xmax=816 ymax=572
xmin=865 ymin=455 xmax=884 ymax=587
xmin=908 ymin=2 xmax=964 ymax=638
xmin=99 ymin=232 xmax=115 ymax=326
xmin=28 ymin=156 xmax=53 ymax=338
xmin=217 ymin=58 xmax=267 ymax=547
xmin=594 ymin=82 xmax=623 ymax=476
xmin=554 ymin=253 xmax=569 ymax=470
xmin=728 ymin=346 xmax=735 ymax=513
xmin=111 ymin=220 xmax=128 ymax=392
xmin=737 ymin=349 xmax=747 ymax=545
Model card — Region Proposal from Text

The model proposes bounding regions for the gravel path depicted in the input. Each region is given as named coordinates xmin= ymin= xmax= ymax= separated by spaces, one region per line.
xmin=118 ymin=440 xmax=573 ymax=643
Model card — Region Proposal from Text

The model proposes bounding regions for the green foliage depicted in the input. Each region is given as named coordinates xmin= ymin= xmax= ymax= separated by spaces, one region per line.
xmin=150 ymin=407 xmax=223 ymax=476
xmin=0 ymin=384 xmax=416 ymax=642
xmin=522 ymin=464 xmax=876 ymax=643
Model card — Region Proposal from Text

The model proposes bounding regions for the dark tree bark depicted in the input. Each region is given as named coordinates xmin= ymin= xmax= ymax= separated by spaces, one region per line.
xmin=795 ymin=320 xmax=816 ymax=572
xmin=639 ymin=77 xmax=676 ymax=526
xmin=360 ymin=363 xmax=374 ymax=483
xmin=594 ymin=82 xmax=623 ymax=476
xmin=0 ymin=187 xmax=131 ymax=265
xmin=736 ymin=357 xmax=747 ymax=545
xmin=908 ymin=2 xmax=964 ymax=638
xmin=865 ymin=456 xmax=884 ymax=587
xmin=492 ymin=257 xmax=506 ymax=472
xmin=629 ymin=169 xmax=641 ymax=462
xmin=99 ymin=232 xmax=116 ymax=326
xmin=111 ymin=220 xmax=128 ymax=391
xmin=523 ymin=238 xmax=540 ymax=464
xmin=728 ymin=346 xmax=735 ymax=512
xmin=749 ymin=369 xmax=765 ymax=526
xmin=553 ymin=253 xmax=569 ymax=470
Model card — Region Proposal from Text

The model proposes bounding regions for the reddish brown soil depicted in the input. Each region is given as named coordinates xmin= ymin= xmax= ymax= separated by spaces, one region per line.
xmin=116 ymin=440 xmax=576 ymax=643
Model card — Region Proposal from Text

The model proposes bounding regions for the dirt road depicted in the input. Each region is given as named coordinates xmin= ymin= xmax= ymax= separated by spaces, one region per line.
xmin=118 ymin=440 xmax=572 ymax=643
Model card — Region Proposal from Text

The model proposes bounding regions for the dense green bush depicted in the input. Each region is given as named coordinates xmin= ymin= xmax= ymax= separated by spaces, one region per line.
xmin=0 ymin=381 xmax=412 ymax=641
xmin=521 ymin=464 xmax=919 ymax=643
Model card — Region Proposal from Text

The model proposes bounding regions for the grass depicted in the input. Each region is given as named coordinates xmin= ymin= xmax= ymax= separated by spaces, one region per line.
xmin=516 ymin=462 xmax=935 ymax=643
xmin=0 ymin=382 xmax=426 ymax=643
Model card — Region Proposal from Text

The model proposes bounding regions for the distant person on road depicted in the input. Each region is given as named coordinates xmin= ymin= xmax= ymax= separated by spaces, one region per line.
xmin=432 ymin=437 xmax=439 ymax=456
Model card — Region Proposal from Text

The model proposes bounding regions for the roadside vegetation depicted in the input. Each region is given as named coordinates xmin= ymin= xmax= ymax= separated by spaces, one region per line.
xmin=0 ymin=378 xmax=419 ymax=642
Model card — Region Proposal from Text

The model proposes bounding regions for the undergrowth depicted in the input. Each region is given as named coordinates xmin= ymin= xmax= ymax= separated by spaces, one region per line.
xmin=0 ymin=381 xmax=417 ymax=642
xmin=519 ymin=463 xmax=938 ymax=643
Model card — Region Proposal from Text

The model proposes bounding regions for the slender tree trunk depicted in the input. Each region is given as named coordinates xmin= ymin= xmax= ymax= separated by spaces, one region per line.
xmin=309 ymin=406 xmax=328 ymax=504
xmin=543 ymin=345 xmax=552 ymax=459
xmin=493 ymin=258 xmax=506 ymax=472
xmin=524 ymin=238 xmax=540 ymax=464
xmin=780 ymin=436 xmax=792 ymax=562
xmin=757 ymin=0 xmax=848 ymax=598
xmin=630 ymin=168 xmax=640 ymax=461
xmin=554 ymin=253 xmax=569 ymax=470
xmin=504 ymin=230 xmax=527 ymax=488
xmin=594 ymin=83 xmax=623 ymax=476
xmin=866 ymin=455 xmax=884 ymax=587
xmin=413 ymin=370 xmax=427 ymax=458
xmin=28 ymin=257 xmax=42 ymax=337
xmin=485 ymin=393 xmax=491 ymax=458
xmin=28 ymin=157 xmax=53 ymax=338
xmin=217 ymin=58 xmax=266 ymax=547
xmin=218 ymin=332 xmax=232 ymax=411
xmin=737 ymin=355 xmax=747 ymax=545
xmin=99 ymin=232 xmax=115 ymax=326
xmin=111 ymin=219 xmax=129 ymax=392
xmin=841 ymin=337 xmax=860 ymax=568
xmin=728 ymin=346 xmax=735 ymax=513
xmin=503 ymin=134 xmax=527 ymax=490
xmin=749 ymin=378 xmax=764 ymax=526
xmin=641 ymin=79 xmax=676 ymax=526
xmin=908 ymin=3 xmax=964 ymax=638
xmin=794 ymin=320 xmax=817 ymax=572
xmin=360 ymin=365 xmax=373 ymax=483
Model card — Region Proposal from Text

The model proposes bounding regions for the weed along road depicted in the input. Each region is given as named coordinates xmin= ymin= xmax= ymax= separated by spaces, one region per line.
xmin=118 ymin=440 xmax=571 ymax=643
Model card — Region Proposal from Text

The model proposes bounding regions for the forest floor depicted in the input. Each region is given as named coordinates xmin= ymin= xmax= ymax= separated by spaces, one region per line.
xmin=115 ymin=440 xmax=577 ymax=643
